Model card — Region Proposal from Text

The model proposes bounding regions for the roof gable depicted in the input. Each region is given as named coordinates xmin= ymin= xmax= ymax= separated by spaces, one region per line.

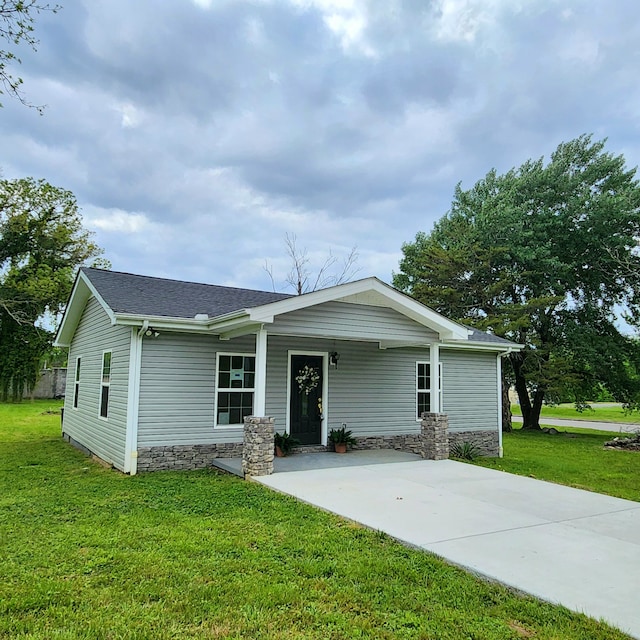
xmin=246 ymin=277 xmax=470 ymax=341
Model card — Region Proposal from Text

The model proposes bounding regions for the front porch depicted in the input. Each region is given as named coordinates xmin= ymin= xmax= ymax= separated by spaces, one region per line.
xmin=212 ymin=447 xmax=423 ymax=478
xmin=235 ymin=412 xmax=449 ymax=478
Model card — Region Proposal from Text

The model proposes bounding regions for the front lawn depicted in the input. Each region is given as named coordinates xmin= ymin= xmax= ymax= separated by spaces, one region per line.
xmin=473 ymin=427 xmax=640 ymax=502
xmin=0 ymin=401 xmax=633 ymax=639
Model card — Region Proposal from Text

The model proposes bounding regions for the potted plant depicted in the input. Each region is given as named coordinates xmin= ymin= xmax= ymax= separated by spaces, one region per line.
xmin=328 ymin=424 xmax=357 ymax=453
xmin=274 ymin=431 xmax=300 ymax=457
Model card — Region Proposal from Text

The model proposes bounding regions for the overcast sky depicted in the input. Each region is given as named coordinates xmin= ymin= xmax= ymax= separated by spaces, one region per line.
xmin=2 ymin=0 xmax=640 ymax=292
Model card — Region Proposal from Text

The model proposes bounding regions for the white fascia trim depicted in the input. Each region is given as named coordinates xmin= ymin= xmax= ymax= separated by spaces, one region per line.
xmin=114 ymin=313 xmax=216 ymax=332
xmin=378 ymin=340 xmax=522 ymax=353
xmin=218 ymin=322 xmax=264 ymax=341
xmin=54 ymin=271 xmax=116 ymax=347
xmin=378 ymin=340 xmax=438 ymax=350
xmin=441 ymin=340 xmax=523 ymax=353
xmin=113 ymin=309 xmax=255 ymax=335
xmin=247 ymin=278 xmax=469 ymax=340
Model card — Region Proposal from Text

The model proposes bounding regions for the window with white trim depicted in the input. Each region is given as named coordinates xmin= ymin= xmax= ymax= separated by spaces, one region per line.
xmin=216 ymin=354 xmax=255 ymax=426
xmin=416 ymin=361 xmax=443 ymax=418
xmin=73 ymin=357 xmax=81 ymax=409
xmin=100 ymin=351 xmax=111 ymax=418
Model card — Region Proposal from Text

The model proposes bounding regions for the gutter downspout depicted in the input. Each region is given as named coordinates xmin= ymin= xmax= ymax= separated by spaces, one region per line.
xmin=497 ymin=347 xmax=515 ymax=458
xmin=124 ymin=321 xmax=149 ymax=475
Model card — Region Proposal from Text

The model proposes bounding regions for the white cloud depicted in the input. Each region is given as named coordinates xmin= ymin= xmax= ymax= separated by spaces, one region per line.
xmin=113 ymin=102 xmax=143 ymax=128
xmin=291 ymin=0 xmax=376 ymax=56
xmin=84 ymin=208 xmax=153 ymax=233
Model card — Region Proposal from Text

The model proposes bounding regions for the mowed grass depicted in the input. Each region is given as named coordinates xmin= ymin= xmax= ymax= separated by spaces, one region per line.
xmin=0 ymin=402 xmax=633 ymax=639
xmin=473 ymin=426 xmax=640 ymax=502
xmin=510 ymin=403 xmax=640 ymax=424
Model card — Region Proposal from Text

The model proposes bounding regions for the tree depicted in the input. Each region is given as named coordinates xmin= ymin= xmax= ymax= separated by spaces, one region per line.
xmin=1 ymin=1 xmax=59 ymax=113
xmin=265 ymin=233 xmax=360 ymax=295
xmin=394 ymin=135 xmax=640 ymax=429
xmin=0 ymin=177 xmax=103 ymax=400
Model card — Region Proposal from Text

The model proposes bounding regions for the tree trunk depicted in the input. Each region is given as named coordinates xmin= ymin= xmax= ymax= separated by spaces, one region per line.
xmin=502 ymin=379 xmax=512 ymax=432
xmin=527 ymin=388 xmax=545 ymax=430
xmin=509 ymin=352 xmax=541 ymax=430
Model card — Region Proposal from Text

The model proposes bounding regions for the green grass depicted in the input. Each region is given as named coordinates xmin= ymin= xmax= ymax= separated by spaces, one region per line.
xmin=0 ymin=401 xmax=633 ymax=639
xmin=510 ymin=402 xmax=640 ymax=424
xmin=474 ymin=426 xmax=640 ymax=502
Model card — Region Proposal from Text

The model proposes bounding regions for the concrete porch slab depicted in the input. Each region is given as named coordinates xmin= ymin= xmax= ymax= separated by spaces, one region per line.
xmin=211 ymin=448 xmax=421 ymax=478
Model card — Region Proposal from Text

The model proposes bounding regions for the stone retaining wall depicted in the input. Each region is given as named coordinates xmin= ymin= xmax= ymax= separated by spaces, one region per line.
xmin=137 ymin=443 xmax=243 ymax=472
xmin=448 ymin=430 xmax=500 ymax=457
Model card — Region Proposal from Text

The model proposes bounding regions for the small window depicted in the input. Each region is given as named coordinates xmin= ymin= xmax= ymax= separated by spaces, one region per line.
xmin=73 ymin=357 xmax=81 ymax=409
xmin=416 ymin=361 xmax=442 ymax=418
xmin=100 ymin=351 xmax=111 ymax=418
xmin=216 ymin=354 xmax=255 ymax=426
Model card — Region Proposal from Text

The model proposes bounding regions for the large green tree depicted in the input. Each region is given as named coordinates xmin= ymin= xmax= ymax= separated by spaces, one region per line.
xmin=394 ymin=135 xmax=640 ymax=429
xmin=0 ymin=177 xmax=103 ymax=400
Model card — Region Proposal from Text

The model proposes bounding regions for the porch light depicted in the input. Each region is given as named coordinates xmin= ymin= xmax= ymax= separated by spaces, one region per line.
xmin=329 ymin=351 xmax=340 ymax=368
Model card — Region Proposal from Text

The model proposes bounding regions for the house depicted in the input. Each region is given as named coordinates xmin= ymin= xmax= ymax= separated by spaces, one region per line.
xmin=55 ymin=268 xmax=521 ymax=475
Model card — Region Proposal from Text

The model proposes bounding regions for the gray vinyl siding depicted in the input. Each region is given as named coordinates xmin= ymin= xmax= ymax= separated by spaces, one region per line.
xmin=137 ymin=334 xmax=255 ymax=446
xmin=264 ymin=339 xmax=499 ymax=436
xmin=63 ymin=297 xmax=131 ymax=470
xmin=440 ymin=349 xmax=499 ymax=432
xmin=265 ymin=336 xmax=419 ymax=434
xmin=270 ymin=301 xmax=439 ymax=342
xmin=135 ymin=332 xmax=499 ymax=448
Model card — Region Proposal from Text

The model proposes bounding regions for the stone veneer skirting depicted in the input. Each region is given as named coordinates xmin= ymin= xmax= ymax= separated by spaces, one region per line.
xmin=350 ymin=434 xmax=424 ymax=455
xmin=71 ymin=420 xmax=499 ymax=474
xmin=448 ymin=430 xmax=500 ymax=457
xmin=137 ymin=443 xmax=244 ymax=472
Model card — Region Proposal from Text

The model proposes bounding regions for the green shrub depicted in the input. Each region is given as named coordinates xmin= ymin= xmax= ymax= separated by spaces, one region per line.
xmin=450 ymin=441 xmax=481 ymax=461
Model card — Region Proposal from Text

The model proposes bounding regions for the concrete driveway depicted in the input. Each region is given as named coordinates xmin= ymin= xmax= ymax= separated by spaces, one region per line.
xmin=255 ymin=458 xmax=640 ymax=638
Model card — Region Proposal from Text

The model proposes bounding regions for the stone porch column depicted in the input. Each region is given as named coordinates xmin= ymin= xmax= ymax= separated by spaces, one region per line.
xmin=421 ymin=412 xmax=449 ymax=460
xmin=242 ymin=416 xmax=275 ymax=476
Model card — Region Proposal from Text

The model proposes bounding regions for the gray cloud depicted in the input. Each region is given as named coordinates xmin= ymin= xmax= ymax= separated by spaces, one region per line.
xmin=1 ymin=0 xmax=640 ymax=292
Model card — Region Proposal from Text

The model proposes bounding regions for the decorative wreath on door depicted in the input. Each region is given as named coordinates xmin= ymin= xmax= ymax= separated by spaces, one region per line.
xmin=295 ymin=365 xmax=320 ymax=396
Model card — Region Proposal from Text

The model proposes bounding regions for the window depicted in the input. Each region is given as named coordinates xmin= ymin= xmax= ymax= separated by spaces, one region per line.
xmin=100 ymin=351 xmax=112 ymax=418
xmin=416 ymin=362 xmax=442 ymax=418
xmin=216 ymin=354 xmax=255 ymax=426
xmin=73 ymin=357 xmax=81 ymax=409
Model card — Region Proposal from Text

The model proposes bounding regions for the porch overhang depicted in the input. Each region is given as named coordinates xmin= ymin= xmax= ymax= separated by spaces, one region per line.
xmin=246 ymin=278 xmax=471 ymax=341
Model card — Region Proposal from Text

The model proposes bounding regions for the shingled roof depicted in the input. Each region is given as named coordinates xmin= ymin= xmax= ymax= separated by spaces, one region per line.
xmin=82 ymin=268 xmax=292 ymax=319
xmin=59 ymin=268 xmax=518 ymax=350
xmin=466 ymin=328 xmax=516 ymax=346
